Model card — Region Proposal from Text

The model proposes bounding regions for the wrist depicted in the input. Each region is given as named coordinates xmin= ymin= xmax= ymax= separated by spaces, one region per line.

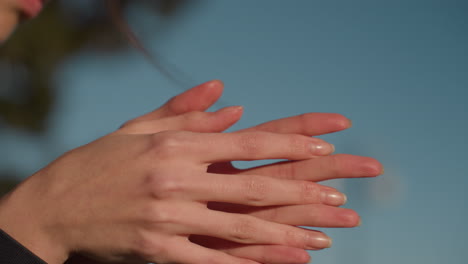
xmin=0 ymin=176 xmax=70 ymax=264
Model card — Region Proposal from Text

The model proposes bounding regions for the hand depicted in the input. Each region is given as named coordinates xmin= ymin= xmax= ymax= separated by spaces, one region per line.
xmin=0 ymin=82 xmax=340 ymax=264
xmin=102 ymin=80 xmax=382 ymax=264
xmin=116 ymin=80 xmax=382 ymax=263
xmin=198 ymin=118 xmax=382 ymax=263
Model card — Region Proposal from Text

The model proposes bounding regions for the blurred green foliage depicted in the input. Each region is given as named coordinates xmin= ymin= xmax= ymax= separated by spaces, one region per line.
xmin=0 ymin=0 xmax=189 ymax=195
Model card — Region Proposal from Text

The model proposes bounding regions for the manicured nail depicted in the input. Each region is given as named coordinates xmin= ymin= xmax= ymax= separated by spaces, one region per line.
xmin=321 ymin=191 xmax=347 ymax=206
xmin=297 ymin=250 xmax=311 ymax=263
xmin=307 ymin=235 xmax=332 ymax=249
xmin=311 ymin=143 xmax=334 ymax=155
xmin=226 ymin=105 xmax=244 ymax=113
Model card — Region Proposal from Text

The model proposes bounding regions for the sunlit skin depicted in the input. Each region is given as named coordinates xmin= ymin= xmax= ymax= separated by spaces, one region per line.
xmin=0 ymin=0 xmax=19 ymax=42
xmin=0 ymin=0 xmax=44 ymax=41
xmin=0 ymin=2 xmax=383 ymax=264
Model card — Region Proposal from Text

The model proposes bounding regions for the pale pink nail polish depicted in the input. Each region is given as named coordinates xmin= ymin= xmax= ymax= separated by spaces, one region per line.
xmin=307 ymin=235 xmax=332 ymax=249
xmin=321 ymin=191 xmax=347 ymax=206
xmin=311 ymin=143 xmax=334 ymax=155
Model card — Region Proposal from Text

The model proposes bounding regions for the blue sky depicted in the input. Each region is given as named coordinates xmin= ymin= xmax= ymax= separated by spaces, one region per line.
xmin=1 ymin=0 xmax=467 ymax=263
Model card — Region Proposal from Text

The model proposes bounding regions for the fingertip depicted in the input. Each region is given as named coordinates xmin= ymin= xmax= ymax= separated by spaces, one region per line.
xmin=361 ymin=157 xmax=384 ymax=177
xmin=217 ymin=106 xmax=244 ymax=118
xmin=173 ymin=80 xmax=225 ymax=113
xmin=297 ymin=250 xmax=311 ymax=264
xmin=207 ymin=106 xmax=243 ymax=132
xmin=332 ymin=113 xmax=352 ymax=131
xmin=310 ymin=140 xmax=335 ymax=156
xmin=206 ymin=79 xmax=224 ymax=88
xmin=200 ymin=80 xmax=224 ymax=95
xmin=310 ymin=113 xmax=352 ymax=134
xmin=339 ymin=209 xmax=361 ymax=227
xmin=347 ymin=118 xmax=353 ymax=128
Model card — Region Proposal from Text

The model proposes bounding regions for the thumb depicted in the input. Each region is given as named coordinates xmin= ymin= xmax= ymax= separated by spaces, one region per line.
xmin=119 ymin=106 xmax=244 ymax=134
xmin=126 ymin=80 xmax=224 ymax=126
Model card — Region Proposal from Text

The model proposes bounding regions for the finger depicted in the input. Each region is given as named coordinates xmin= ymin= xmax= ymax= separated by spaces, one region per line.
xmin=119 ymin=106 xmax=243 ymax=134
xmin=209 ymin=203 xmax=361 ymax=228
xmin=237 ymin=113 xmax=352 ymax=136
xmin=165 ymin=131 xmax=335 ymax=163
xmin=238 ymin=154 xmax=383 ymax=181
xmin=177 ymin=173 xmax=346 ymax=206
xmin=142 ymin=80 xmax=224 ymax=119
xmin=190 ymin=236 xmax=311 ymax=264
xmin=122 ymin=80 xmax=224 ymax=127
xmin=163 ymin=237 xmax=261 ymax=264
xmin=172 ymin=204 xmax=332 ymax=250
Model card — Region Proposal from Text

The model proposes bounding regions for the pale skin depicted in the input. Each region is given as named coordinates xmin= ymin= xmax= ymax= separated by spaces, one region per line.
xmin=0 ymin=3 xmax=383 ymax=264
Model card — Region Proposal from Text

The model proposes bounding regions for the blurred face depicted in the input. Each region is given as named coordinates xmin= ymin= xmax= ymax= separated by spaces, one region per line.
xmin=15 ymin=0 xmax=45 ymax=17
xmin=0 ymin=0 xmax=44 ymax=42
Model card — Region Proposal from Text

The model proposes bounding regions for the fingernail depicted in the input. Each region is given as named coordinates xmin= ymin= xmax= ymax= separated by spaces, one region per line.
xmin=297 ymin=251 xmax=311 ymax=263
xmin=357 ymin=219 xmax=362 ymax=227
xmin=225 ymin=105 xmax=244 ymax=113
xmin=321 ymin=191 xmax=347 ymax=206
xmin=311 ymin=143 xmax=334 ymax=155
xmin=307 ymin=235 xmax=332 ymax=249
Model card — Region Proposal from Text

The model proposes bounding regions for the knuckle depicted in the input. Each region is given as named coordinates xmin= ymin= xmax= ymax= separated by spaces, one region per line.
xmin=229 ymin=216 xmax=256 ymax=242
xmin=299 ymin=181 xmax=321 ymax=203
xmin=149 ymin=131 xmax=186 ymax=159
xmin=237 ymin=133 xmax=263 ymax=157
xmin=241 ymin=175 xmax=268 ymax=204
xmin=132 ymin=231 xmax=168 ymax=259
xmin=276 ymin=161 xmax=297 ymax=180
xmin=143 ymin=202 xmax=178 ymax=225
xmin=143 ymin=171 xmax=185 ymax=199
xmin=284 ymin=228 xmax=313 ymax=248
xmin=288 ymin=134 xmax=307 ymax=155
xmin=284 ymin=228 xmax=302 ymax=247
xmin=153 ymin=176 xmax=185 ymax=197
xmin=326 ymin=154 xmax=342 ymax=177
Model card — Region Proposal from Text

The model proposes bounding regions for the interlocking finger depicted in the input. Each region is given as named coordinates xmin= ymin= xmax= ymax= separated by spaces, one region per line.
xmin=190 ymin=235 xmax=311 ymax=264
xmin=237 ymin=113 xmax=351 ymax=136
xmin=238 ymin=154 xmax=383 ymax=181
xmin=171 ymin=204 xmax=332 ymax=250
xmin=171 ymin=131 xmax=335 ymax=163
xmin=161 ymin=236 xmax=261 ymax=264
xmin=209 ymin=203 xmax=360 ymax=228
xmin=175 ymin=173 xmax=346 ymax=207
xmin=119 ymin=106 xmax=242 ymax=134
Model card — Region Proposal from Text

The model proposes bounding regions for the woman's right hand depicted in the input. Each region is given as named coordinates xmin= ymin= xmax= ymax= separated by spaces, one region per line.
xmin=0 ymin=124 xmax=338 ymax=264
